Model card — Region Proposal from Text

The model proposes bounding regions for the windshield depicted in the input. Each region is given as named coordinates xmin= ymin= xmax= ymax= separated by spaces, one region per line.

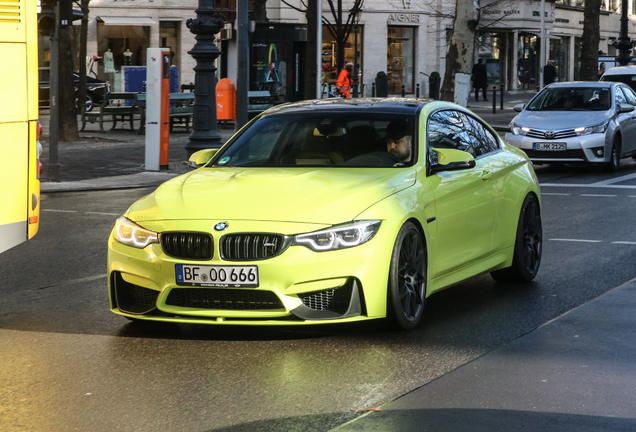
xmin=212 ymin=112 xmax=417 ymax=168
xmin=527 ymin=87 xmax=611 ymax=111
xmin=601 ymin=74 xmax=636 ymax=91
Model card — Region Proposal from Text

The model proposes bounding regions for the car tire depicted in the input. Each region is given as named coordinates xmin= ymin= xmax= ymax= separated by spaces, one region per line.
xmin=491 ymin=194 xmax=542 ymax=283
xmin=605 ymin=135 xmax=621 ymax=172
xmin=387 ymin=222 xmax=427 ymax=330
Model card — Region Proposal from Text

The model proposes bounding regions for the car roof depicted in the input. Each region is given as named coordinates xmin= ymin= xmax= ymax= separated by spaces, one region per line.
xmin=602 ymin=66 xmax=636 ymax=76
xmin=263 ymin=97 xmax=431 ymax=116
xmin=544 ymin=81 xmax=616 ymax=89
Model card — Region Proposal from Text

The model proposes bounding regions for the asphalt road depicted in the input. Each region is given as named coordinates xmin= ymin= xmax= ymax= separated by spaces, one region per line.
xmin=1 ymin=160 xmax=636 ymax=431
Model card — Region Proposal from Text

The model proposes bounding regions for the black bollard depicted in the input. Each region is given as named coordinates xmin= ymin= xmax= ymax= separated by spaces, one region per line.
xmin=402 ymin=84 xmax=406 ymax=97
xmin=492 ymin=86 xmax=497 ymax=114
xmin=416 ymin=83 xmax=420 ymax=98
xmin=500 ymin=85 xmax=504 ymax=111
xmin=372 ymin=82 xmax=376 ymax=97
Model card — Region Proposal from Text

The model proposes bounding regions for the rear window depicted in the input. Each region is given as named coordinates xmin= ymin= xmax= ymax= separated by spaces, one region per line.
xmin=526 ymin=87 xmax=611 ymax=111
xmin=601 ymin=74 xmax=636 ymax=91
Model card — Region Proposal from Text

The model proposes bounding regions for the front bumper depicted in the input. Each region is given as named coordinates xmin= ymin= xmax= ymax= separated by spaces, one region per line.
xmin=107 ymin=219 xmax=399 ymax=325
xmin=505 ymin=132 xmax=610 ymax=163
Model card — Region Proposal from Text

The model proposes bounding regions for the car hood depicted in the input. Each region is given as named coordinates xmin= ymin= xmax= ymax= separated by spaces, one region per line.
xmin=126 ymin=167 xmax=417 ymax=225
xmin=515 ymin=110 xmax=613 ymax=129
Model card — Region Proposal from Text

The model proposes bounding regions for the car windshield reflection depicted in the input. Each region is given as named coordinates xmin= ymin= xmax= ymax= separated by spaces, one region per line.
xmin=213 ymin=112 xmax=416 ymax=168
xmin=527 ymin=87 xmax=611 ymax=111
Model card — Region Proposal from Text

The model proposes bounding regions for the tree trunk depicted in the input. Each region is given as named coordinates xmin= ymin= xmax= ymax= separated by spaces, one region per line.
xmin=579 ymin=0 xmax=601 ymax=81
xmin=77 ymin=0 xmax=89 ymax=116
xmin=440 ymin=0 xmax=479 ymax=105
xmin=59 ymin=24 xmax=80 ymax=141
xmin=305 ymin=0 xmax=318 ymax=99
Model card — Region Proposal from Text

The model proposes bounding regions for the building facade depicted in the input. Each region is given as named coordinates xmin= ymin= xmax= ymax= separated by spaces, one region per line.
xmin=37 ymin=0 xmax=636 ymax=101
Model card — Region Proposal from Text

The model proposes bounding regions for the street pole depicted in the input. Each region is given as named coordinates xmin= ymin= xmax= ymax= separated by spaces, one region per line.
xmin=236 ymin=0 xmax=248 ymax=129
xmin=539 ymin=0 xmax=545 ymax=90
xmin=48 ymin=1 xmax=60 ymax=182
xmin=317 ymin=0 xmax=323 ymax=98
xmin=185 ymin=0 xmax=224 ymax=157
xmin=616 ymin=0 xmax=632 ymax=66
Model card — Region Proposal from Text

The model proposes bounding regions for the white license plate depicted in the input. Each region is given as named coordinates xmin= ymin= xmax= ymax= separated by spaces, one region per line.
xmin=175 ymin=264 xmax=259 ymax=288
xmin=533 ymin=142 xmax=567 ymax=151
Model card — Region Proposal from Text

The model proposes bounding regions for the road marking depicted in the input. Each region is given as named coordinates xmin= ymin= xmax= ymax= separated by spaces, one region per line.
xmin=85 ymin=212 xmax=121 ymax=216
xmin=42 ymin=209 xmax=78 ymax=213
xmin=612 ymin=241 xmax=636 ymax=245
xmin=549 ymin=238 xmax=602 ymax=243
xmin=580 ymin=194 xmax=617 ymax=197
xmin=541 ymin=183 xmax=636 ymax=189
xmin=591 ymin=171 xmax=636 ymax=186
xmin=541 ymin=192 xmax=571 ymax=196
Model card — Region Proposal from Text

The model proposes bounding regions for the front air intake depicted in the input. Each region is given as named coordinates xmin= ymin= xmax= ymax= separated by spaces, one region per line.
xmin=160 ymin=232 xmax=214 ymax=260
xmin=220 ymin=233 xmax=287 ymax=261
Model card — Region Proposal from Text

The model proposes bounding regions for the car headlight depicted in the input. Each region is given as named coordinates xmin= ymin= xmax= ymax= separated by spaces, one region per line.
xmin=113 ymin=217 xmax=159 ymax=248
xmin=293 ymin=221 xmax=381 ymax=252
xmin=510 ymin=123 xmax=530 ymax=136
xmin=575 ymin=122 xmax=608 ymax=136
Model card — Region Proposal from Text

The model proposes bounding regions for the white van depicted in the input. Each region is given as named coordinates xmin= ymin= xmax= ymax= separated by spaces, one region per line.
xmin=600 ymin=65 xmax=636 ymax=91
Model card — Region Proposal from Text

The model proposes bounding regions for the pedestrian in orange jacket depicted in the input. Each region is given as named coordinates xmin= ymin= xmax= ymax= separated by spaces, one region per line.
xmin=336 ymin=63 xmax=353 ymax=98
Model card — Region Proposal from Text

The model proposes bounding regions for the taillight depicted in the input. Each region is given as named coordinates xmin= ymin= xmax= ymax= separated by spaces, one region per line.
xmin=36 ymin=120 xmax=43 ymax=140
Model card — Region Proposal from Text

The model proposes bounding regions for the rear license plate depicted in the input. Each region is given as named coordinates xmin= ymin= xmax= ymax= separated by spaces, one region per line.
xmin=533 ymin=142 xmax=567 ymax=151
xmin=175 ymin=264 xmax=259 ymax=288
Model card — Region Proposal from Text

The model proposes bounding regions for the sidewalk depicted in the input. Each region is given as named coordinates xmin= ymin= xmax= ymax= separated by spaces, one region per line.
xmin=334 ymin=278 xmax=636 ymax=431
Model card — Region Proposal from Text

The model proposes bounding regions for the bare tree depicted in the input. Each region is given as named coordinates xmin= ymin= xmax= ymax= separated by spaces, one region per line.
xmin=579 ymin=0 xmax=601 ymax=80
xmin=59 ymin=23 xmax=79 ymax=141
xmin=440 ymin=0 xmax=479 ymax=104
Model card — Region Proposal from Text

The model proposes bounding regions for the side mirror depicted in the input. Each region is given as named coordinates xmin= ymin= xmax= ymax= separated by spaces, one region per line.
xmin=513 ymin=103 xmax=525 ymax=112
xmin=618 ymin=103 xmax=635 ymax=113
xmin=429 ymin=148 xmax=476 ymax=174
xmin=188 ymin=149 xmax=219 ymax=168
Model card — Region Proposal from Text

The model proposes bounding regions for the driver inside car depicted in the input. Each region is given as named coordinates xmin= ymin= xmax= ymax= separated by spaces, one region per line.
xmin=385 ymin=120 xmax=413 ymax=163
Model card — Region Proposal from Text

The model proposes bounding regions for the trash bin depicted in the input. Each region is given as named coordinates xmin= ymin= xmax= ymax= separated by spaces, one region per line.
xmin=429 ymin=72 xmax=441 ymax=100
xmin=216 ymin=78 xmax=236 ymax=121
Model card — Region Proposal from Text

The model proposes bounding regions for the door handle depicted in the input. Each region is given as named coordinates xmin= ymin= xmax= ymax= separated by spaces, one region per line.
xmin=481 ymin=170 xmax=492 ymax=180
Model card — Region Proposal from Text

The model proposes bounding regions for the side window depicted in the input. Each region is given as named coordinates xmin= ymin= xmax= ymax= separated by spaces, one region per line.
xmin=427 ymin=110 xmax=499 ymax=158
xmin=427 ymin=110 xmax=468 ymax=152
xmin=621 ymin=86 xmax=636 ymax=105
xmin=615 ymin=87 xmax=628 ymax=105
xmin=457 ymin=112 xmax=500 ymax=157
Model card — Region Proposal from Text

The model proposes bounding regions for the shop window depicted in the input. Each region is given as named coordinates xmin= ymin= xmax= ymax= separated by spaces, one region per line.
xmin=251 ymin=42 xmax=287 ymax=99
xmin=321 ymin=28 xmax=363 ymax=91
xmin=387 ymin=27 xmax=415 ymax=94
xmin=517 ymin=33 xmax=537 ymax=90
xmin=549 ymin=37 xmax=569 ymax=83
xmin=97 ymin=23 xmax=150 ymax=74
xmin=160 ymin=21 xmax=181 ymax=70
xmin=478 ymin=33 xmax=505 ymax=86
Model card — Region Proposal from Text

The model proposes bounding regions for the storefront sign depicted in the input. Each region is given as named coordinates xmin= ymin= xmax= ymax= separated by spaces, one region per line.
xmin=482 ymin=9 xmax=521 ymax=16
xmin=387 ymin=13 xmax=421 ymax=24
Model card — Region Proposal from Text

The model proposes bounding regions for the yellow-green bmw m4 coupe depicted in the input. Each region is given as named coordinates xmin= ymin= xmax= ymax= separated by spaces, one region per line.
xmin=108 ymin=98 xmax=542 ymax=330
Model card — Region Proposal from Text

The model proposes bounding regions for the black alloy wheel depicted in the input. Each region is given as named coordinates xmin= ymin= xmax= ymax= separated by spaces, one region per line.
xmin=75 ymin=94 xmax=94 ymax=112
xmin=491 ymin=194 xmax=542 ymax=283
xmin=388 ymin=222 xmax=427 ymax=330
xmin=606 ymin=135 xmax=621 ymax=172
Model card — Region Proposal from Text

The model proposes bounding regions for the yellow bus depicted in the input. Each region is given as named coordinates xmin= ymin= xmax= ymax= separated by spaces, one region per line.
xmin=0 ymin=0 xmax=41 ymax=254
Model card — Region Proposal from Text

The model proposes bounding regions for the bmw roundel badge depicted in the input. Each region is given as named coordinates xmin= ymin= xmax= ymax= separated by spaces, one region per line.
xmin=214 ymin=222 xmax=229 ymax=231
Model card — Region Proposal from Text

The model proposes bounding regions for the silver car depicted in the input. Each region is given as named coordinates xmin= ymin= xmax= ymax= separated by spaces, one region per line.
xmin=505 ymin=82 xmax=636 ymax=171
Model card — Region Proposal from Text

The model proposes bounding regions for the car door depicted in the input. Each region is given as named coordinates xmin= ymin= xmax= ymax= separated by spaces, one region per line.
xmin=426 ymin=109 xmax=501 ymax=278
xmin=617 ymin=85 xmax=636 ymax=155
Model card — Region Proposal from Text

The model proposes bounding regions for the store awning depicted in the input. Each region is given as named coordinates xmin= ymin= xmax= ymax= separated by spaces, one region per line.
xmin=97 ymin=17 xmax=156 ymax=26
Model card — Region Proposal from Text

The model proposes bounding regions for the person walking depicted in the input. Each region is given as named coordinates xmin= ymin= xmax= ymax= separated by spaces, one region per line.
xmin=336 ymin=63 xmax=353 ymax=98
xmin=544 ymin=59 xmax=557 ymax=85
xmin=471 ymin=58 xmax=488 ymax=101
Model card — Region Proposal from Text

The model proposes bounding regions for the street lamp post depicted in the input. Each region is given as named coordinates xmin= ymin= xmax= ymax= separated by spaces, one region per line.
xmin=185 ymin=0 xmax=225 ymax=157
xmin=615 ymin=0 xmax=632 ymax=66
xmin=352 ymin=12 xmax=361 ymax=98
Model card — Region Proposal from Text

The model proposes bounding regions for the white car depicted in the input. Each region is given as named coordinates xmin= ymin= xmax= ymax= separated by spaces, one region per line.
xmin=505 ymin=82 xmax=636 ymax=171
